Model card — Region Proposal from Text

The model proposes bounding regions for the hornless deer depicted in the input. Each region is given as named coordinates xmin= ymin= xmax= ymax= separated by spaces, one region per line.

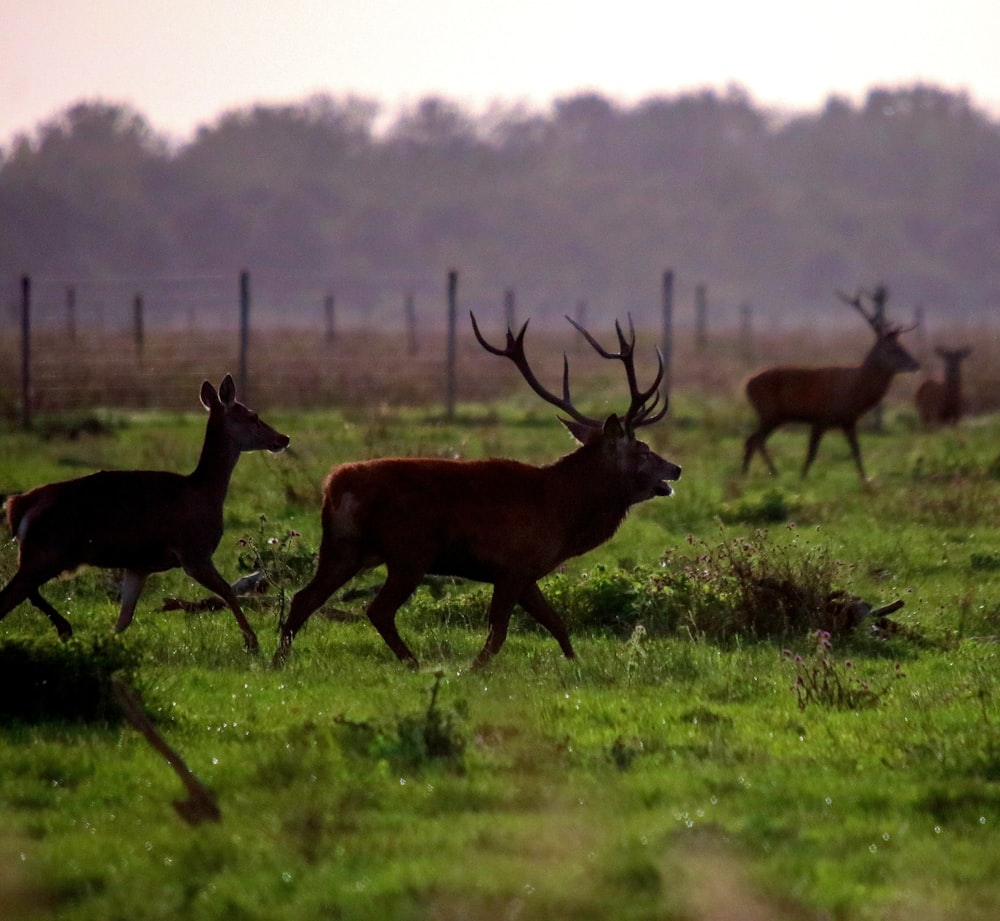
xmin=742 ymin=286 xmax=919 ymax=481
xmin=915 ymin=346 xmax=972 ymax=426
xmin=0 ymin=375 xmax=289 ymax=651
xmin=273 ymin=314 xmax=681 ymax=669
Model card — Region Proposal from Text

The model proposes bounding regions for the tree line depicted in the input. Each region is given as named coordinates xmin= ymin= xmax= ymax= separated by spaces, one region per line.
xmin=2 ymin=83 xmax=999 ymax=325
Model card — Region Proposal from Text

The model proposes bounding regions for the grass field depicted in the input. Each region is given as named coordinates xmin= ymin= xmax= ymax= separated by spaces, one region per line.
xmin=0 ymin=326 xmax=999 ymax=920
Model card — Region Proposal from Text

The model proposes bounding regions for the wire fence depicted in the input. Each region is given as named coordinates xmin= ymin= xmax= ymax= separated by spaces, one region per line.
xmin=5 ymin=269 xmax=992 ymax=421
xmin=2 ymin=269 xmax=694 ymax=419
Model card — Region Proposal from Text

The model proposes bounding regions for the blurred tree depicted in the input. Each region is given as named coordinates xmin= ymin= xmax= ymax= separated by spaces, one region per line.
xmin=2 ymin=84 xmax=999 ymax=319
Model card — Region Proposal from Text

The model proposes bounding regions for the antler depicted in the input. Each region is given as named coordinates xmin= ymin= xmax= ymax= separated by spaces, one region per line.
xmin=565 ymin=314 xmax=667 ymax=432
xmin=836 ymin=284 xmax=917 ymax=337
xmin=837 ymin=287 xmax=886 ymax=334
xmin=470 ymin=313 xmax=602 ymax=428
xmin=471 ymin=312 xmax=668 ymax=434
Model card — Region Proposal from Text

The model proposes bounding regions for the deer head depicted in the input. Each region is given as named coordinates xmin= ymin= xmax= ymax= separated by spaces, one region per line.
xmin=836 ymin=286 xmax=920 ymax=375
xmin=470 ymin=313 xmax=680 ymax=499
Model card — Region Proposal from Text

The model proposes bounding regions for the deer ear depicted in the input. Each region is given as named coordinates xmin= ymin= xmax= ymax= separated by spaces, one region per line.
xmin=559 ymin=417 xmax=601 ymax=445
xmin=200 ymin=380 xmax=219 ymax=411
xmin=218 ymin=374 xmax=237 ymax=407
xmin=602 ymin=414 xmax=626 ymax=440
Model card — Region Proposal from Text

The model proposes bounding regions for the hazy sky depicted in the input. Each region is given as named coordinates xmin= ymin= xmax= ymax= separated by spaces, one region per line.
xmin=4 ymin=0 xmax=999 ymax=146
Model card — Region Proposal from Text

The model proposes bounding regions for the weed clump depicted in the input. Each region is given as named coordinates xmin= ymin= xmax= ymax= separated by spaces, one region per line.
xmin=236 ymin=514 xmax=317 ymax=626
xmin=654 ymin=528 xmax=874 ymax=642
xmin=335 ymin=670 xmax=466 ymax=771
xmin=785 ymin=630 xmax=906 ymax=710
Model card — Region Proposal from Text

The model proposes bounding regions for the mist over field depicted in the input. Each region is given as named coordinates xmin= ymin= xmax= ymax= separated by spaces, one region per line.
xmin=3 ymin=83 xmax=999 ymax=329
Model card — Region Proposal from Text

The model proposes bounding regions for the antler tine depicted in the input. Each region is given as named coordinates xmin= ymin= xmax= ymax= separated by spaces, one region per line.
xmin=836 ymin=287 xmax=883 ymax=333
xmin=566 ymin=313 xmax=634 ymax=360
xmin=470 ymin=312 xmax=600 ymax=427
xmin=630 ymin=347 xmax=669 ymax=428
xmin=565 ymin=313 xmax=666 ymax=432
xmin=567 ymin=313 xmax=639 ymax=400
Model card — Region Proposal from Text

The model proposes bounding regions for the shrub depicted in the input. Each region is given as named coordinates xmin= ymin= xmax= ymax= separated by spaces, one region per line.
xmin=544 ymin=565 xmax=669 ymax=635
xmin=654 ymin=527 xmax=861 ymax=642
xmin=0 ymin=635 xmax=142 ymax=724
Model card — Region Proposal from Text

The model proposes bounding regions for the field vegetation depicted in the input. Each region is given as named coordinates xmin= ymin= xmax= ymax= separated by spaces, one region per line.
xmin=0 ymin=326 xmax=998 ymax=920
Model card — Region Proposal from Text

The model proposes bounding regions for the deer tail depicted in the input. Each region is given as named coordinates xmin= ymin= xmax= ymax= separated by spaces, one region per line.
xmin=5 ymin=493 xmax=31 ymax=541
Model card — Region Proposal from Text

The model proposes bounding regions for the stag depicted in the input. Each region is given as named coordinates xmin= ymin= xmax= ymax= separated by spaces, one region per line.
xmin=274 ymin=314 xmax=680 ymax=668
xmin=0 ymin=375 xmax=289 ymax=651
xmin=916 ymin=346 xmax=972 ymax=426
xmin=742 ymin=286 xmax=919 ymax=481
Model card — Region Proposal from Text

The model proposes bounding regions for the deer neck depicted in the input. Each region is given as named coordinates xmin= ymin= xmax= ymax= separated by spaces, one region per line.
xmin=548 ymin=446 xmax=631 ymax=553
xmin=190 ymin=413 xmax=241 ymax=498
xmin=856 ymin=353 xmax=897 ymax=406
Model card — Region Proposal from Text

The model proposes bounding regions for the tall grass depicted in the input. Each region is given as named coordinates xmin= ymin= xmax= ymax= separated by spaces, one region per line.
xmin=0 ymin=326 xmax=999 ymax=919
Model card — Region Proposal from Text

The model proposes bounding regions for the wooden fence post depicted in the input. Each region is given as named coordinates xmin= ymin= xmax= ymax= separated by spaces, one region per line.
xmin=503 ymin=287 xmax=516 ymax=331
xmin=913 ymin=304 xmax=927 ymax=356
xmin=695 ymin=282 xmax=708 ymax=352
xmin=66 ymin=285 xmax=76 ymax=342
xmin=446 ymin=270 xmax=459 ymax=420
xmin=133 ymin=293 xmax=145 ymax=362
xmin=739 ymin=301 xmax=753 ymax=362
xmin=324 ymin=292 xmax=335 ymax=343
xmin=871 ymin=283 xmax=887 ymax=432
xmin=239 ymin=270 xmax=250 ymax=400
xmin=405 ymin=292 xmax=418 ymax=355
xmin=20 ymin=275 xmax=31 ymax=429
xmin=661 ymin=270 xmax=673 ymax=396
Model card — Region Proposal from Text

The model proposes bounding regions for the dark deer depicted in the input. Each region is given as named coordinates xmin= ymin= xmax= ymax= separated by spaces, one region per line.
xmin=916 ymin=346 xmax=972 ymax=426
xmin=0 ymin=375 xmax=289 ymax=651
xmin=742 ymin=285 xmax=919 ymax=481
xmin=274 ymin=314 xmax=681 ymax=668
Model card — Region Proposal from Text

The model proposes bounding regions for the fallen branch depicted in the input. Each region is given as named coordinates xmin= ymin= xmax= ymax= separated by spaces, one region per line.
xmin=163 ymin=570 xmax=269 ymax=613
xmin=111 ymin=677 xmax=221 ymax=826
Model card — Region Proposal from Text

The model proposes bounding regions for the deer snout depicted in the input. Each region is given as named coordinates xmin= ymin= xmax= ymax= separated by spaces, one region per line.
xmin=269 ymin=434 xmax=291 ymax=453
xmin=656 ymin=461 xmax=682 ymax=496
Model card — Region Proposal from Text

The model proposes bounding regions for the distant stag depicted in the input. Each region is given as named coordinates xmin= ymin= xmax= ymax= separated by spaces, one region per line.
xmin=915 ymin=346 xmax=972 ymax=426
xmin=274 ymin=314 xmax=681 ymax=668
xmin=742 ymin=286 xmax=919 ymax=481
xmin=0 ymin=375 xmax=289 ymax=651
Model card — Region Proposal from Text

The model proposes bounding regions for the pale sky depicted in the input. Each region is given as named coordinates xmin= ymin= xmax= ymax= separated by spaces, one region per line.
xmin=4 ymin=0 xmax=999 ymax=147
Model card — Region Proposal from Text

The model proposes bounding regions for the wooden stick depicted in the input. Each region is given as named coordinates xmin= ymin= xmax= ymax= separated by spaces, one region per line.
xmin=112 ymin=678 xmax=221 ymax=826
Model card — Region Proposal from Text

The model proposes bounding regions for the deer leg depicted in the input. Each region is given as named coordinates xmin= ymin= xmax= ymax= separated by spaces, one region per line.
xmin=27 ymin=589 xmax=74 ymax=640
xmin=273 ymin=546 xmax=364 ymax=667
xmin=518 ymin=582 xmax=575 ymax=659
xmin=0 ymin=566 xmax=74 ymax=639
xmin=743 ymin=424 xmax=778 ymax=475
xmin=365 ymin=567 xmax=423 ymax=666
xmin=741 ymin=430 xmax=759 ymax=473
xmin=0 ymin=572 xmax=36 ymax=622
xmin=802 ymin=425 xmax=826 ymax=477
xmin=842 ymin=424 xmax=868 ymax=482
xmin=471 ymin=580 xmax=524 ymax=669
xmin=114 ymin=569 xmax=148 ymax=633
xmin=183 ymin=559 xmax=260 ymax=654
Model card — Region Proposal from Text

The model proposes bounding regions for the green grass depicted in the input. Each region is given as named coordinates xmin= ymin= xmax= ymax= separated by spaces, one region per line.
xmin=1 ymin=399 xmax=1000 ymax=920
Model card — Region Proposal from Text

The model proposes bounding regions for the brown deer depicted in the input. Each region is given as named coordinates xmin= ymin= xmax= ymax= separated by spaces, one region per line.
xmin=916 ymin=346 xmax=972 ymax=426
xmin=742 ymin=286 xmax=919 ymax=481
xmin=0 ymin=375 xmax=289 ymax=651
xmin=273 ymin=314 xmax=681 ymax=669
